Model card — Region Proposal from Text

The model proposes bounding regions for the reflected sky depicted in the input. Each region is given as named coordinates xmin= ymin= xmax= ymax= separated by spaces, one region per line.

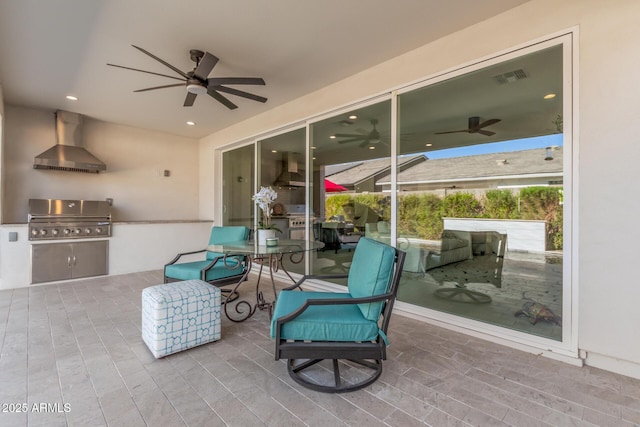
xmin=423 ymin=134 xmax=563 ymax=160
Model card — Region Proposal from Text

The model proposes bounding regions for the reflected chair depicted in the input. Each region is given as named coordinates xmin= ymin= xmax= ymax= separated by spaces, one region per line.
xmin=164 ymin=226 xmax=250 ymax=298
xmin=433 ymin=231 xmax=507 ymax=303
xmin=271 ymin=237 xmax=405 ymax=393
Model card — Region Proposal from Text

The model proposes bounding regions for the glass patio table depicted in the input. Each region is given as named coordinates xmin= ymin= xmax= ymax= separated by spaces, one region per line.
xmin=207 ymin=239 xmax=325 ymax=322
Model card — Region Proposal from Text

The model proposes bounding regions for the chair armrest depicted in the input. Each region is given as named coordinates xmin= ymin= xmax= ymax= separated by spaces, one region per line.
xmin=200 ymin=254 xmax=248 ymax=274
xmin=282 ymin=273 xmax=349 ymax=291
xmin=164 ymin=249 xmax=206 ymax=266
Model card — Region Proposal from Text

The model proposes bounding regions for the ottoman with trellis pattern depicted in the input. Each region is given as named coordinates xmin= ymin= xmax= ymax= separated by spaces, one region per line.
xmin=142 ymin=280 xmax=221 ymax=358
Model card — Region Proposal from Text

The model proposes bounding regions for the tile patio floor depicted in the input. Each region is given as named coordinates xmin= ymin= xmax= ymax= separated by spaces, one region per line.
xmin=1 ymin=270 xmax=639 ymax=426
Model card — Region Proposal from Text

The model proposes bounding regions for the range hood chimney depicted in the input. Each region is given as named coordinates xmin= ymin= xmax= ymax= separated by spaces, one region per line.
xmin=33 ymin=111 xmax=106 ymax=173
xmin=273 ymin=152 xmax=304 ymax=188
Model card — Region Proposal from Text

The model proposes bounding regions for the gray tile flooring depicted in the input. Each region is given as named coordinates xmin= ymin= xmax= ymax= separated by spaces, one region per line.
xmin=1 ymin=271 xmax=640 ymax=426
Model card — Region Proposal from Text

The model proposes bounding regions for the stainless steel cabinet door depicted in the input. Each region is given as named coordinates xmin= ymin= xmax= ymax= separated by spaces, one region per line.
xmin=31 ymin=240 xmax=108 ymax=284
xmin=32 ymin=243 xmax=73 ymax=283
xmin=71 ymin=241 xmax=108 ymax=279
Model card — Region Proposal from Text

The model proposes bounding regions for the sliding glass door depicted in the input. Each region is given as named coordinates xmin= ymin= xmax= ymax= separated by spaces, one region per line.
xmin=395 ymin=42 xmax=565 ymax=341
xmin=219 ymin=36 xmax=572 ymax=345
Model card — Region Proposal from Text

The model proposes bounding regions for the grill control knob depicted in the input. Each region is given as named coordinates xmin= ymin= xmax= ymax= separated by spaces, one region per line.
xmin=51 ymin=229 xmax=59 ymax=236
xmin=39 ymin=229 xmax=47 ymax=236
xmin=63 ymin=228 xmax=71 ymax=235
xmin=31 ymin=229 xmax=39 ymax=236
xmin=85 ymin=228 xmax=92 ymax=234
xmin=95 ymin=227 xmax=102 ymax=234
xmin=74 ymin=228 xmax=82 ymax=235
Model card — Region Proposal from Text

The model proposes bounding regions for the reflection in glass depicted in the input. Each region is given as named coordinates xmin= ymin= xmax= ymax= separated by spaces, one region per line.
xmin=258 ymin=128 xmax=306 ymax=275
xmin=396 ymin=44 xmax=564 ymax=341
xmin=309 ymin=100 xmax=391 ymax=283
xmin=222 ymin=145 xmax=254 ymax=228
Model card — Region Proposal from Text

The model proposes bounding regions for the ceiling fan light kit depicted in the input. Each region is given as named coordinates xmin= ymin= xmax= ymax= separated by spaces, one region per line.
xmin=108 ymin=45 xmax=267 ymax=110
xmin=186 ymin=82 xmax=207 ymax=95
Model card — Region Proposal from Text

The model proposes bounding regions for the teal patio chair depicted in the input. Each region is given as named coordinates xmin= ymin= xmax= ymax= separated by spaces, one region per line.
xmin=271 ymin=237 xmax=405 ymax=393
xmin=164 ymin=226 xmax=250 ymax=289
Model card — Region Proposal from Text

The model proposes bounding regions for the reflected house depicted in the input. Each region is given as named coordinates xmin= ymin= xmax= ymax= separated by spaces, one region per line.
xmin=325 ymin=154 xmax=426 ymax=193
xmin=375 ymin=147 xmax=563 ymax=193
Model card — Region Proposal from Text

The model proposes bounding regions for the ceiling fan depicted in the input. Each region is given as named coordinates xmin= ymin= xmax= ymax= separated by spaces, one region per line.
xmin=436 ymin=116 xmax=501 ymax=136
xmin=107 ymin=45 xmax=267 ymax=110
xmin=335 ymin=119 xmax=386 ymax=147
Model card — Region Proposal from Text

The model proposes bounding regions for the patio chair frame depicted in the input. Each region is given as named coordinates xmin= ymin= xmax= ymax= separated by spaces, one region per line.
xmin=273 ymin=248 xmax=405 ymax=393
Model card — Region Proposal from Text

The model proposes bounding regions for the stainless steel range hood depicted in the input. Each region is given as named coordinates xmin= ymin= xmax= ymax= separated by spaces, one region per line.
xmin=33 ymin=111 xmax=106 ymax=173
xmin=273 ymin=152 xmax=304 ymax=188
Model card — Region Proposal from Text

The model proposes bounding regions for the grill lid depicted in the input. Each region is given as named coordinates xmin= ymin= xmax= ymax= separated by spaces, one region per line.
xmin=28 ymin=199 xmax=111 ymax=221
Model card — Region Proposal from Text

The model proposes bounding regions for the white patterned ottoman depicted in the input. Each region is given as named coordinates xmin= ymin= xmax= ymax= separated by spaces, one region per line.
xmin=142 ymin=280 xmax=222 ymax=358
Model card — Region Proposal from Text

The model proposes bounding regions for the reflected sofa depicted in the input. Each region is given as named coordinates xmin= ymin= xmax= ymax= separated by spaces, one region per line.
xmin=424 ymin=230 xmax=473 ymax=270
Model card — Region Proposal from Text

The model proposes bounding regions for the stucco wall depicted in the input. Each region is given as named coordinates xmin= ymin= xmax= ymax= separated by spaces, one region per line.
xmin=3 ymin=105 xmax=201 ymax=223
xmin=198 ymin=0 xmax=640 ymax=378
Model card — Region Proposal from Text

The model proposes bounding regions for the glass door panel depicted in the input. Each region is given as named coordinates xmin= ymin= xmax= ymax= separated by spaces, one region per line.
xmin=309 ymin=100 xmax=391 ymax=284
xmin=396 ymin=44 xmax=565 ymax=341
xmin=258 ymin=128 xmax=306 ymax=275
xmin=222 ymin=145 xmax=254 ymax=228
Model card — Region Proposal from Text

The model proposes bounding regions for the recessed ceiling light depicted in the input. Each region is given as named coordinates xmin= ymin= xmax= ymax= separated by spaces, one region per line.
xmin=368 ymin=146 xmax=375 ymax=150
xmin=348 ymin=115 xmax=358 ymax=120
xmin=271 ymin=150 xmax=277 ymax=153
xmin=329 ymin=135 xmax=336 ymax=139
xmin=425 ymin=143 xmax=433 ymax=147
xmin=311 ymin=146 xmax=316 ymax=150
xmin=186 ymin=121 xmax=196 ymax=126
xmin=543 ymin=93 xmax=556 ymax=99
xmin=65 ymin=95 xmax=78 ymax=101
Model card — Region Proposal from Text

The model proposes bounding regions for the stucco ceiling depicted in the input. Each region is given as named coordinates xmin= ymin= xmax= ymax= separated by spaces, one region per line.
xmin=0 ymin=0 xmax=530 ymax=139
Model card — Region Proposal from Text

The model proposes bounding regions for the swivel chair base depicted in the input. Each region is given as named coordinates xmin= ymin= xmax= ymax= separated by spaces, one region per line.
xmin=287 ymin=358 xmax=382 ymax=393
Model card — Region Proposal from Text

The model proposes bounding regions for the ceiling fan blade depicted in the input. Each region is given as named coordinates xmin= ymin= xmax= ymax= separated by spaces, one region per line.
xmin=207 ymin=87 xmax=238 ymax=109
xmin=435 ymin=129 xmax=468 ymax=135
xmin=477 ymin=129 xmax=496 ymax=136
xmin=184 ymin=92 xmax=197 ymax=107
xmin=334 ymin=133 xmax=365 ymax=138
xmin=476 ymin=118 xmax=501 ymax=129
xmin=193 ymin=52 xmax=219 ymax=80
xmin=208 ymin=77 xmax=265 ymax=86
xmin=107 ymin=63 xmax=186 ymax=82
xmin=131 ymin=45 xmax=190 ymax=79
xmin=214 ymin=86 xmax=267 ymax=103
xmin=133 ymin=83 xmax=185 ymax=92
xmin=338 ymin=138 xmax=365 ymax=144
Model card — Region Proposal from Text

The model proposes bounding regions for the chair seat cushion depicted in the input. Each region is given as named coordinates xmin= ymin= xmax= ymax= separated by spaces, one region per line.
xmin=165 ymin=258 xmax=243 ymax=282
xmin=270 ymin=290 xmax=380 ymax=342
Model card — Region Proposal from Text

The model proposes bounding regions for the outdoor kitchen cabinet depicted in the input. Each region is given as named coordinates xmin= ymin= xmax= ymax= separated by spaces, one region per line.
xmin=31 ymin=240 xmax=108 ymax=284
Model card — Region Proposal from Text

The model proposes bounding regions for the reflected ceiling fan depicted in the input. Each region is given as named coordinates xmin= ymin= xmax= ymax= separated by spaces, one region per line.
xmin=436 ymin=116 xmax=501 ymax=136
xmin=335 ymin=119 xmax=383 ymax=147
xmin=107 ymin=45 xmax=267 ymax=109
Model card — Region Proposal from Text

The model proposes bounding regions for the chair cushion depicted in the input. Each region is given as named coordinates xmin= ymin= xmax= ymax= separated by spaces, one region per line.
xmin=270 ymin=290 xmax=380 ymax=342
xmin=165 ymin=258 xmax=242 ymax=282
xmin=206 ymin=226 xmax=250 ymax=260
xmin=348 ymin=237 xmax=396 ymax=321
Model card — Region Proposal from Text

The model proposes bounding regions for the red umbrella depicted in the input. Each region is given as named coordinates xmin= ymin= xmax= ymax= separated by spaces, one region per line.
xmin=325 ymin=179 xmax=347 ymax=192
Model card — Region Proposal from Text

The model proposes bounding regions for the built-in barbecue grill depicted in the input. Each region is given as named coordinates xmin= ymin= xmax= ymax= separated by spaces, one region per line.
xmin=28 ymin=199 xmax=112 ymax=241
